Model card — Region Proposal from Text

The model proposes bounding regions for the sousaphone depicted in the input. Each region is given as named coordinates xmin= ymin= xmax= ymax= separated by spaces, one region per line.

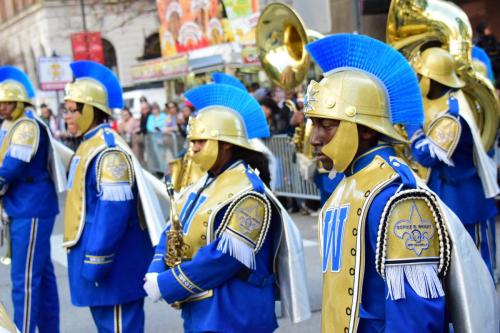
xmin=387 ymin=0 xmax=499 ymax=151
xmin=256 ymin=3 xmax=323 ymax=159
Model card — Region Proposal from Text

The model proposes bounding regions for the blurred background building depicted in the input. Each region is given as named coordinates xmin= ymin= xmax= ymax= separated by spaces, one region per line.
xmin=0 ymin=0 xmax=498 ymax=111
xmin=0 ymin=0 xmax=160 ymax=110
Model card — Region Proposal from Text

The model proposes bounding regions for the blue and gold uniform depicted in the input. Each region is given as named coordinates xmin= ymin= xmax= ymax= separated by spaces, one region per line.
xmin=63 ymin=61 xmax=155 ymax=333
xmin=145 ymin=83 xmax=310 ymax=332
xmin=408 ymin=48 xmax=498 ymax=273
xmin=150 ymin=161 xmax=279 ymax=332
xmin=304 ymin=34 xmax=455 ymax=332
xmin=0 ymin=67 xmax=61 ymax=333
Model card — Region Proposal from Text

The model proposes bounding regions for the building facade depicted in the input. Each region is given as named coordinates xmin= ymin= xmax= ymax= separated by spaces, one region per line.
xmin=0 ymin=0 xmax=160 ymax=109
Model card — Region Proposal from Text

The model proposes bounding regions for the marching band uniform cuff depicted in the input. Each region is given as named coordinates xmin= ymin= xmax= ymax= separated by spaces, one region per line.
xmin=157 ymin=266 xmax=205 ymax=304
xmin=81 ymin=254 xmax=115 ymax=282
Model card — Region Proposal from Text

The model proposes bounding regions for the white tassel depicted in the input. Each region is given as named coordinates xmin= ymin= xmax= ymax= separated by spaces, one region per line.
xmin=100 ymin=183 xmax=134 ymax=201
xmin=404 ymin=265 xmax=444 ymax=299
xmin=386 ymin=265 xmax=405 ymax=300
xmin=386 ymin=264 xmax=444 ymax=300
xmin=217 ymin=231 xmax=256 ymax=269
xmin=7 ymin=144 xmax=33 ymax=162
xmin=415 ymin=138 xmax=454 ymax=166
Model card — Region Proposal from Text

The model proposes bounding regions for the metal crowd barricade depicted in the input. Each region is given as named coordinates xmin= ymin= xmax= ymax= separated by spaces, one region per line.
xmin=144 ymin=132 xmax=184 ymax=174
xmin=143 ymin=132 xmax=319 ymax=200
xmin=263 ymin=135 xmax=320 ymax=200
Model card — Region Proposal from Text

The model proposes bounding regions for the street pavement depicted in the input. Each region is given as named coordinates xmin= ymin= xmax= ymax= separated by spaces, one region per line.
xmin=0 ymin=196 xmax=322 ymax=332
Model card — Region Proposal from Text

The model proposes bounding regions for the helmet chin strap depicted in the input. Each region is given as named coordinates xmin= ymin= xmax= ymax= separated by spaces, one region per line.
xmin=321 ymin=121 xmax=359 ymax=173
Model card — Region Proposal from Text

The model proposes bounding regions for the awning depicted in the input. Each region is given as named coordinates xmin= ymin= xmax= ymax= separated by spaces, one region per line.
xmin=188 ymin=55 xmax=224 ymax=74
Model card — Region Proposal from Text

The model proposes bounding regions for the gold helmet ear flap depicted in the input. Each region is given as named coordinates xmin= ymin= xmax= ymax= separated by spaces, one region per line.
xmin=191 ymin=139 xmax=219 ymax=172
xmin=321 ymin=120 xmax=359 ymax=173
xmin=11 ymin=102 xmax=25 ymax=120
xmin=75 ymin=104 xmax=95 ymax=135
xmin=419 ymin=76 xmax=430 ymax=97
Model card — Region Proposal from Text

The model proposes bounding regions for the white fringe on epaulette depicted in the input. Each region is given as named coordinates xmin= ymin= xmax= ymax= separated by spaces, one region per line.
xmin=386 ymin=264 xmax=444 ymax=300
xmin=217 ymin=231 xmax=256 ymax=270
xmin=100 ymin=183 xmax=134 ymax=201
xmin=415 ymin=139 xmax=455 ymax=166
xmin=7 ymin=144 xmax=33 ymax=162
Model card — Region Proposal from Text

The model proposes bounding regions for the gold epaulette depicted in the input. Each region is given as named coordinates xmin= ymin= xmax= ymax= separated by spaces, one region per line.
xmin=96 ymin=148 xmax=134 ymax=201
xmin=426 ymin=114 xmax=461 ymax=160
xmin=215 ymin=191 xmax=272 ymax=269
xmin=8 ymin=119 xmax=39 ymax=162
xmin=376 ymin=188 xmax=451 ymax=278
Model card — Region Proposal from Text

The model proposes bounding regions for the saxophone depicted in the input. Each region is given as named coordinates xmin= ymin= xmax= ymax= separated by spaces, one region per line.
xmin=163 ymin=179 xmax=190 ymax=268
xmin=169 ymin=146 xmax=203 ymax=192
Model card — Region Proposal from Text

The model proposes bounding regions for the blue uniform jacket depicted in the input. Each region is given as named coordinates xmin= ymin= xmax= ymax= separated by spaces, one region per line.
xmin=149 ymin=161 xmax=279 ymax=333
xmin=67 ymin=125 xmax=154 ymax=307
xmin=351 ymin=145 xmax=447 ymax=332
xmin=412 ymin=113 xmax=497 ymax=224
xmin=0 ymin=110 xmax=58 ymax=218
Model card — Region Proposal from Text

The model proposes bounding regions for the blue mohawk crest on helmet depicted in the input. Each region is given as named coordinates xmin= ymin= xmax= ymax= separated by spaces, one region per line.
xmin=472 ymin=45 xmax=494 ymax=80
xmin=306 ymin=33 xmax=423 ymax=126
xmin=211 ymin=72 xmax=247 ymax=92
xmin=70 ymin=60 xmax=123 ymax=109
xmin=185 ymin=83 xmax=270 ymax=139
xmin=0 ymin=66 xmax=35 ymax=98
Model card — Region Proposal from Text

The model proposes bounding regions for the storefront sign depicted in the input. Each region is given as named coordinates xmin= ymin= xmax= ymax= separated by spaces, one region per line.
xmin=37 ymin=56 xmax=73 ymax=91
xmin=130 ymin=54 xmax=189 ymax=83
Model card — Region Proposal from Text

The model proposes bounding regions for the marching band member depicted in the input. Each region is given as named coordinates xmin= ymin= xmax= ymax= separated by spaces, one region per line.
xmin=63 ymin=60 xmax=163 ymax=333
xmin=144 ymin=83 xmax=310 ymax=332
xmin=0 ymin=66 xmax=65 ymax=333
xmin=211 ymin=72 xmax=280 ymax=191
xmin=304 ymin=33 xmax=452 ymax=332
xmin=408 ymin=47 xmax=499 ymax=273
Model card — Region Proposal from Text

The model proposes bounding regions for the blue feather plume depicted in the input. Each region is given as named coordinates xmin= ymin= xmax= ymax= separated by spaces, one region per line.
xmin=0 ymin=66 xmax=35 ymax=98
xmin=472 ymin=45 xmax=494 ymax=80
xmin=70 ymin=61 xmax=123 ymax=109
xmin=211 ymin=72 xmax=247 ymax=91
xmin=306 ymin=34 xmax=423 ymax=126
xmin=185 ymin=83 xmax=270 ymax=139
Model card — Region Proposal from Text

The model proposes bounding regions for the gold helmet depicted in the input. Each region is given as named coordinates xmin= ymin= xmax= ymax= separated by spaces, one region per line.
xmin=184 ymin=83 xmax=270 ymax=171
xmin=0 ymin=66 xmax=35 ymax=120
xmin=304 ymin=34 xmax=424 ymax=172
xmin=64 ymin=61 xmax=123 ymax=134
xmin=413 ymin=48 xmax=465 ymax=89
xmin=64 ymin=79 xmax=110 ymax=115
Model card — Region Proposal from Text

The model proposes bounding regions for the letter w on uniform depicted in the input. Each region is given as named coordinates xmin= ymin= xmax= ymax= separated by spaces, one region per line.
xmin=322 ymin=205 xmax=349 ymax=273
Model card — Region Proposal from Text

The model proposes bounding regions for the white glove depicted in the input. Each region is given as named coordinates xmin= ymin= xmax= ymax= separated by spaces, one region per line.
xmin=297 ymin=152 xmax=317 ymax=181
xmin=143 ymin=273 xmax=161 ymax=302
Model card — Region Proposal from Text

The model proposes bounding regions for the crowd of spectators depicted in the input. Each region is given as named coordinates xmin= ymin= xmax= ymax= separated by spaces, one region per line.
xmin=474 ymin=21 xmax=500 ymax=88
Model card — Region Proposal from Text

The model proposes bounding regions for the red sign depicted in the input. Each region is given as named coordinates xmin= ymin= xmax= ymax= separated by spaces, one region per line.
xmin=71 ymin=32 xmax=105 ymax=64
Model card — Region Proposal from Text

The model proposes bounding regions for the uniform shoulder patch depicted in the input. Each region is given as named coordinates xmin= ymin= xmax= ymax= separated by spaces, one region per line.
xmin=8 ymin=119 xmax=39 ymax=162
xmin=96 ymin=148 xmax=135 ymax=201
xmin=215 ymin=191 xmax=272 ymax=269
xmin=426 ymin=114 xmax=461 ymax=159
xmin=376 ymin=188 xmax=451 ymax=300
xmin=376 ymin=188 xmax=451 ymax=278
